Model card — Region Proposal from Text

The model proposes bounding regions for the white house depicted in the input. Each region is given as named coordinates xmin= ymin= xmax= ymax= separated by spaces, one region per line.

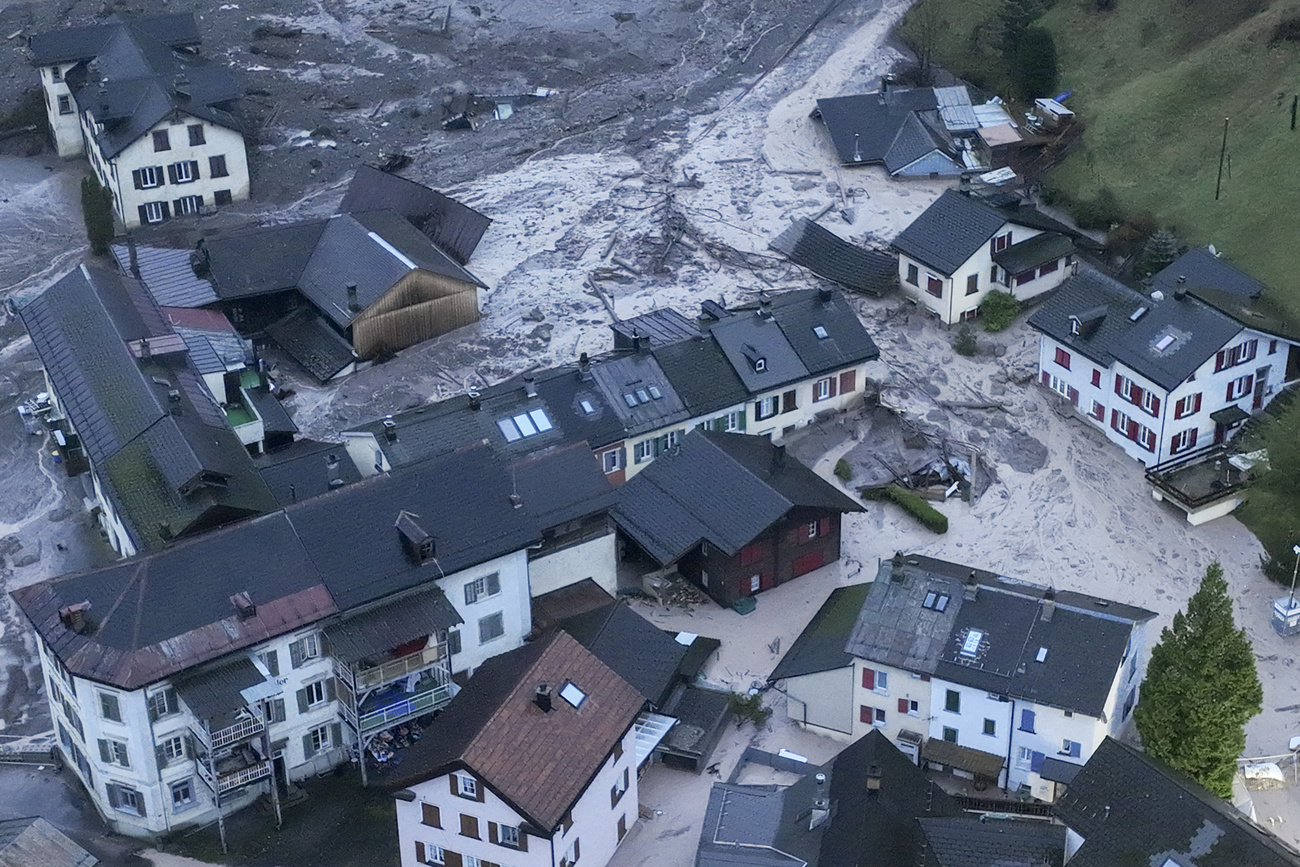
xmin=770 ymin=554 xmax=1157 ymax=802
xmin=30 ymin=14 xmax=250 ymax=227
xmin=390 ymin=631 xmax=644 ymax=867
xmin=1027 ymin=254 xmax=1300 ymax=467
xmin=13 ymin=442 xmax=548 ymax=839
xmin=892 ymin=188 xmax=1077 ymax=324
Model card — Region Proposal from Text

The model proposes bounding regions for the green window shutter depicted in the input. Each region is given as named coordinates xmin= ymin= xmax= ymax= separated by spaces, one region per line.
xmin=739 ymin=410 xmax=747 ymax=431
xmin=296 ymin=687 xmax=309 ymax=715
xmin=289 ymin=639 xmax=304 ymax=669
xmin=486 ymin=573 xmax=500 ymax=595
xmin=302 ymin=733 xmax=314 ymax=759
xmin=106 ymin=784 xmax=119 ymax=808
xmin=330 ymin=723 xmax=341 ymax=750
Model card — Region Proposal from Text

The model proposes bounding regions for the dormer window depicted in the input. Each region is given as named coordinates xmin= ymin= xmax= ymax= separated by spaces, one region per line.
xmin=754 ymin=357 xmax=766 ymax=373
xmin=396 ymin=510 xmax=434 ymax=564
xmin=1069 ymin=316 xmax=1080 ymax=336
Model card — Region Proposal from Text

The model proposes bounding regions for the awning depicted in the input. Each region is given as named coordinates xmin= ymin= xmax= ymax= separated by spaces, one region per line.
xmin=675 ymin=633 xmax=721 ymax=682
xmin=1210 ymin=405 xmax=1250 ymax=427
xmin=1039 ymin=756 xmax=1083 ymax=785
xmin=993 ymin=232 xmax=1073 ymax=276
xmin=633 ymin=712 xmax=676 ymax=767
xmin=325 ymin=588 xmax=462 ymax=665
xmin=176 ymin=657 xmax=268 ymax=728
xmin=922 ymin=738 xmax=1005 ymax=780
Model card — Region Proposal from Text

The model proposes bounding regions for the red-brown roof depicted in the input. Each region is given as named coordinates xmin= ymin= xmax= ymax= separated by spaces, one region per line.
xmin=389 ymin=631 xmax=643 ymax=832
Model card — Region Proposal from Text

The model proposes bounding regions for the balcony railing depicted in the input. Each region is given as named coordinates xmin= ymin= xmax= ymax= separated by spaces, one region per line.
xmin=196 ymin=755 xmax=273 ymax=796
xmin=190 ymin=711 xmax=265 ymax=753
xmin=341 ymin=680 xmax=457 ymax=734
xmin=334 ymin=645 xmax=446 ymax=693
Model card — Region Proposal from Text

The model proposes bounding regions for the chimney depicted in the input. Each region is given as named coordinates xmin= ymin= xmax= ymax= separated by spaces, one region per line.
xmin=809 ymin=772 xmax=831 ymax=830
xmin=230 ymin=591 xmax=256 ymax=619
xmin=383 ymin=416 xmax=397 ymax=442
xmin=866 ymin=763 xmax=882 ymax=794
xmin=523 ymin=376 xmax=538 ymax=398
xmin=880 ymin=74 xmax=892 ymax=96
xmin=327 ymin=453 xmax=339 ymax=472
xmin=758 ymin=295 xmax=773 ymax=320
xmin=347 ymin=284 xmax=361 ymax=312
xmin=140 ymin=337 xmax=151 ymax=359
xmin=964 ymin=570 xmax=979 ymax=601
xmin=468 ymin=388 xmax=481 ymax=411
xmin=159 ymin=521 xmax=173 ymax=540
xmin=771 ymin=442 xmax=786 ymax=473
xmin=1174 ymin=275 xmax=1187 ymax=300
xmin=534 ymin=683 xmax=553 ymax=713
xmin=1041 ymin=587 xmax=1056 ymax=622
xmin=578 ymin=352 xmax=592 ymax=382
xmin=818 ymin=286 xmax=833 ymax=304
xmin=58 ymin=601 xmax=92 ymax=634
xmin=509 ymin=492 xmax=523 ymax=509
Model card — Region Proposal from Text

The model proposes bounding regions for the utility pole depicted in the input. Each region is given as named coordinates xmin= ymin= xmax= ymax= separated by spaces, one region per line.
xmin=1215 ymin=117 xmax=1229 ymax=201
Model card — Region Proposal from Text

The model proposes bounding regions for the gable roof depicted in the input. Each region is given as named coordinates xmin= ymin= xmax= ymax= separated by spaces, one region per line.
xmin=1027 ymin=270 xmax=1248 ymax=391
xmin=918 ymin=816 xmax=1064 ymax=867
xmin=1150 ymin=247 xmax=1268 ymax=300
xmin=556 ymin=601 xmax=688 ymax=708
xmin=202 ymin=221 xmax=329 ymax=301
xmin=769 ymin=219 xmax=898 ymax=297
xmin=111 ymin=242 xmax=217 ymax=308
xmin=765 ymin=288 xmax=881 ymax=375
xmin=29 ymin=13 xmax=200 ymax=64
xmin=651 ymin=336 xmax=752 ymax=416
xmin=845 ymin=555 xmax=1156 ymax=717
xmin=253 ymin=439 xmax=363 ymax=507
xmin=0 ymin=816 xmax=97 ymax=867
xmin=769 ymin=584 xmax=871 ymax=681
xmin=812 ymin=88 xmax=939 ymax=167
xmin=1056 ymin=737 xmax=1300 ymax=867
xmin=340 ymin=164 xmax=492 ymax=265
xmin=388 ymin=631 xmax=643 ymax=833
xmin=612 ymin=430 xmax=863 ymax=566
xmin=892 ymin=189 xmax=1014 ymax=275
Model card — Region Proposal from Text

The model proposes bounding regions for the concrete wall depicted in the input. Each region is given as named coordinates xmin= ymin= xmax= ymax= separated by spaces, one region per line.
xmin=781 ymin=666 xmax=854 ymax=738
xmin=528 ymin=531 xmax=618 ymax=598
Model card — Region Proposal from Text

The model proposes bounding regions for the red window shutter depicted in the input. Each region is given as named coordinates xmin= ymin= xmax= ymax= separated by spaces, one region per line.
xmin=1194 ymin=393 xmax=1202 ymax=413
xmin=1114 ymin=375 xmax=1123 ymax=396
xmin=828 ymin=376 xmax=838 ymax=398
xmin=860 ymin=705 xmax=871 ymax=724
xmin=1111 ymin=409 xmax=1119 ymax=428
xmin=1225 ymin=382 xmax=1233 ymax=401
xmin=818 ymin=516 xmax=832 ymax=536
xmin=1127 ymin=420 xmax=1138 ymax=440
xmin=862 ymin=669 xmax=875 ymax=690
xmin=1068 ymin=387 xmax=1079 ymax=406
xmin=1041 ymin=372 xmax=1051 ymax=387
xmin=1171 ymin=433 xmax=1179 ymax=453
xmin=898 ymin=698 xmax=909 ymax=714
xmin=1150 ymin=395 xmax=1160 ymax=416
xmin=1245 ymin=375 xmax=1254 ymax=393
xmin=1189 ymin=428 xmax=1198 ymax=447
xmin=1215 ymin=350 xmax=1226 ymax=372
xmin=1131 ymin=385 xmax=1143 ymax=406
xmin=1091 ymin=369 xmax=1101 ymax=387
xmin=839 ymin=370 xmax=856 ymax=394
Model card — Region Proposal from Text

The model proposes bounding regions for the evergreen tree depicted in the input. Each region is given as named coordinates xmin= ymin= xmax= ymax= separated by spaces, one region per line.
xmin=80 ymin=177 xmax=115 ymax=256
xmin=1011 ymin=26 xmax=1059 ymax=100
xmin=1136 ymin=228 xmax=1180 ymax=279
xmin=1134 ymin=563 xmax=1263 ymax=799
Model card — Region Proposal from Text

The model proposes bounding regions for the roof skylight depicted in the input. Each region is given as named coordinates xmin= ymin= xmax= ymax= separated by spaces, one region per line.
xmin=960 ymin=629 xmax=983 ymax=657
xmin=560 ymin=681 xmax=586 ymax=708
xmin=1154 ymin=333 xmax=1175 ymax=352
xmin=648 ymin=385 xmax=663 ymax=400
xmin=580 ymin=399 xmax=595 ymax=414
xmin=813 ymin=325 xmax=829 ymax=339
xmin=1129 ymin=306 xmax=1149 ymax=322
xmin=1035 ymin=646 xmax=1048 ymax=663
xmin=497 ymin=409 xmax=553 ymax=441
xmin=623 ymin=394 xmax=638 ymax=408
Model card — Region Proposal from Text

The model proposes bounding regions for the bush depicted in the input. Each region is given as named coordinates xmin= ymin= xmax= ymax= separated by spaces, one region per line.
xmin=862 ymin=485 xmax=949 ymax=534
xmin=80 ymin=177 xmax=115 ymax=256
xmin=1011 ymin=26 xmax=1059 ymax=100
xmin=979 ymin=290 xmax=1021 ymax=332
xmin=834 ymin=458 xmax=853 ymax=481
xmin=727 ymin=692 xmax=772 ymax=729
xmin=1071 ymin=187 xmax=1124 ymax=230
xmin=953 ymin=324 xmax=977 ymax=356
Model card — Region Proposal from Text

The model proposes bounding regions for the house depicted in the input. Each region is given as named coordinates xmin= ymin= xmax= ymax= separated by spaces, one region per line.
xmin=612 ymin=430 xmax=864 ymax=607
xmin=389 ymin=631 xmax=644 ymax=867
xmin=1026 ymin=255 xmax=1300 ymax=467
xmin=771 ymin=554 xmax=1157 ymax=801
xmin=0 ymin=816 xmax=97 ymax=867
xmin=1056 ymin=737 xmax=1300 ymax=866
xmin=15 ymin=261 xmax=279 ymax=556
xmin=30 ymin=13 xmax=249 ymax=226
xmin=696 ymin=729 xmax=1064 ymax=867
xmin=892 ymin=188 xmax=1078 ymax=324
xmin=10 ymin=442 xmax=548 ymax=838
xmin=769 ymin=218 xmax=899 ymax=298
xmin=812 ymin=82 xmax=1022 ymax=178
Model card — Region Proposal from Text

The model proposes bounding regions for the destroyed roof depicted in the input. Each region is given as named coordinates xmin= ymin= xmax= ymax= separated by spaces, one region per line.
xmin=556 ymin=601 xmax=688 ymax=708
xmin=845 ymin=555 xmax=1156 ymax=717
xmin=0 ymin=816 xmax=97 ymax=867
xmin=769 ymin=584 xmax=871 ymax=681
xmin=1026 ymin=269 xmax=1248 ymax=391
xmin=812 ymin=87 xmax=939 ymax=167
xmin=892 ymin=189 xmax=1016 ymax=275
xmin=769 ymin=219 xmax=898 ymax=297
xmin=11 ymin=443 xmax=539 ymax=688
xmin=264 ymin=308 xmax=357 ymax=383
xmin=253 ymin=439 xmax=362 ymax=507
xmin=612 ymin=308 xmax=701 ymax=349
xmin=29 ymin=13 xmax=200 ymax=64
xmin=612 ymin=430 xmax=863 ymax=565
xmin=340 ymin=164 xmax=492 ymax=265
xmin=111 ymin=243 xmax=217 ymax=307
xmin=884 ymin=112 xmax=960 ymax=176
xmin=1056 ymin=737 xmax=1300 ymax=867
xmin=387 ymin=631 xmax=644 ymax=834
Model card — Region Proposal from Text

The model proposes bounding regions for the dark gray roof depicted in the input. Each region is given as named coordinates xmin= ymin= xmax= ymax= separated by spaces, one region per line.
xmin=1027 ymin=270 xmax=1246 ymax=392
xmin=767 ymin=288 xmax=880 ymax=375
xmin=588 ymin=351 xmax=691 ymax=434
xmin=203 ymin=221 xmax=329 ymax=300
xmin=892 ymin=189 xmax=1011 ymax=275
xmin=651 ymin=337 xmax=750 ymax=417
xmin=706 ymin=308 xmax=810 ymax=393
xmin=29 ymin=13 xmax=200 ymax=64
xmin=1151 ymin=247 xmax=1267 ymax=299
xmin=264 ymin=308 xmax=357 ymax=383
xmin=348 ymin=209 xmax=487 ymax=289
xmin=769 ymin=584 xmax=870 ymax=681
xmin=993 ymin=231 xmax=1073 ymax=276
xmin=613 ymin=431 xmax=863 ymax=565
xmin=245 ymin=385 xmax=298 ymax=435
xmin=1057 ymin=738 xmax=1300 ymax=867
xmin=612 ymin=308 xmax=701 ymax=349
xmin=340 ymin=164 xmax=492 ymax=265
xmin=510 ymin=442 xmax=616 ymax=529
xmin=812 ymin=88 xmax=939 ymax=167
xmin=918 ymin=816 xmax=1065 ymax=867
xmin=846 ymin=556 xmax=1156 ymax=717
xmin=323 ymin=588 xmax=462 ymax=665
xmin=556 ymin=601 xmax=687 ymax=708
xmin=298 ymin=215 xmax=420 ymax=329
xmin=253 ymin=439 xmax=361 ymax=507
xmin=769 ymin=219 xmax=898 ymax=297
xmin=1038 ymin=756 xmax=1082 ymax=785
xmin=174 ymin=656 xmax=265 ymax=729
xmin=884 ymin=111 xmax=955 ymax=175
xmin=0 ymin=816 xmax=97 ymax=867
xmin=111 ymin=242 xmax=217 ymax=307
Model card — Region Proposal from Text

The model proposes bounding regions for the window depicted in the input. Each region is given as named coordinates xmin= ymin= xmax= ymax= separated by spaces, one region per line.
xmin=723 ymin=410 xmax=742 ymax=432
xmin=1141 ymin=389 xmax=1160 ymax=416
xmin=561 ymin=839 xmax=580 ymax=867
xmin=171 ymin=160 xmax=197 ymax=183
xmin=602 ymin=448 xmax=623 ymax=474
xmin=1170 ymin=427 xmax=1198 ymax=454
xmin=98 ymin=738 xmax=130 ymax=768
xmin=417 ymin=843 xmax=445 ymax=865
xmin=1019 ymin=709 xmax=1036 ymax=733
xmin=859 ymin=706 xmax=886 ymax=726
xmin=1039 ymin=259 xmax=1059 ymax=275
xmin=633 ymin=440 xmax=654 ymax=464
xmin=304 ymin=679 xmax=328 ymax=708
xmin=926 ymin=276 xmax=943 ymax=298
xmin=942 ymin=727 xmax=958 ymax=743
xmin=188 ymin=123 xmax=205 ymax=145
xmin=1061 ymin=739 xmax=1082 ymax=758
xmin=945 ymin=690 xmax=960 ymax=713
xmin=457 ymin=774 xmax=478 ymax=798
xmin=1017 ymin=746 xmax=1033 ymax=768
xmin=290 ymin=633 xmax=321 ymax=668
xmin=1215 ymin=339 xmax=1258 ymax=371
xmin=960 ymin=629 xmax=983 ymax=656
xmin=1015 ymin=270 xmax=1035 ymax=287
xmin=983 ymin=718 xmax=996 ymax=736
xmin=992 ymin=231 xmax=1012 ymax=253
xmin=160 ymin=735 xmax=186 ymax=763
xmin=499 ymin=823 xmax=521 ymax=847
xmin=497 ymin=409 xmax=553 ymax=441
xmin=140 ymin=201 xmax=167 ymax=224
xmin=99 ymin=692 xmax=122 ymax=722
xmin=1054 ymin=348 xmax=1071 ymax=370
xmin=171 ymin=778 xmax=194 ymax=808
xmin=256 ymin=649 xmax=280 ymax=677
xmin=464 ymin=857 xmax=483 ymax=867
xmin=611 ymin=766 xmax=630 ymax=806
xmin=309 ymin=724 xmax=332 ymax=752
xmin=464 ymin=573 xmax=501 ymax=604
xmin=174 ymin=194 xmax=203 ymax=215
xmin=813 ymin=325 xmax=829 ymax=339
xmin=813 ymin=377 xmax=832 ymax=402
xmin=905 ymin=263 xmax=918 ymax=285
xmin=755 ymin=395 xmax=779 ymax=421
xmin=965 ymin=274 xmax=978 ymax=296
xmin=749 ymin=574 xmax=761 ymax=594
xmin=152 ymin=129 xmax=171 ymax=151
xmin=1226 ymin=373 xmax=1254 ymax=401
xmin=1116 ymin=375 xmax=1134 ymax=401
xmin=478 ymin=612 xmax=505 ymax=644
xmin=922 ymin=591 xmax=950 ymax=612
xmin=561 ymin=681 xmax=586 ymax=708
xmin=51 ymin=65 xmax=63 ymax=82
xmin=266 ymin=698 xmax=286 ymax=724
xmin=1090 ymin=400 xmax=1105 ymax=422
xmin=1048 ymin=374 xmax=1071 ymax=400
xmin=209 ymin=154 xmax=229 ymax=178
xmin=861 ymin=668 xmax=887 ymax=692
xmin=131 ymin=165 xmax=162 ymax=190
xmin=897 ymin=698 xmax=919 ymax=716
xmin=108 ymin=783 xmax=144 ymax=816
xmin=57 ymin=94 xmax=73 ymax=114
xmin=990 ymin=265 xmax=999 ymax=284
xmin=214 ymin=189 xmax=233 ymax=206
xmin=1174 ymin=393 xmax=1202 ymax=419
xmin=781 ymin=390 xmax=797 ymax=413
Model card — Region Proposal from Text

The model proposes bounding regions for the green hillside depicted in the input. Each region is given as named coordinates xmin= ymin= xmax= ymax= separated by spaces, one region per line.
xmin=902 ymin=0 xmax=1300 ymax=321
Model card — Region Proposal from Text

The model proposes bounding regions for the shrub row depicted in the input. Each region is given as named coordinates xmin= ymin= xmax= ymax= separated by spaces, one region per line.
xmin=860 ymin=485 xmax=949 ymax=534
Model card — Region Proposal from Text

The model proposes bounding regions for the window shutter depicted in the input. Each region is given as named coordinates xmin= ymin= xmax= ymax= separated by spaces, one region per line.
xmin=445 ymin=852 xmax=463 ymax=867
xmin=489 ymin=821 xmax=498 ymax=844
xmin=137 ymin=205 xmax=149 ymax=225
xmin=189 ymin=159 xmax=200 ymax=179
xmin=271 ymin=698 xmax=286 ymax=723
xmin=167 ymin=163 xmax=178 ymax=185
xmin=517 ymin=829 xmax=528 ymax=852
xmin=1189 ymin=428 xmax=1198 ymax=448
xmin=738 ymin=410 xmax=746 ymax=431
xmin=106 ymin=784 xmax=120 ymax=808
xmin=415 ymin=842 xmax=425 ymax=864
xmin=265 ymin=650 xmax=279 ymax=677
xmin=1215 ymin=350 xmax=1226 ymax=372
xmin=574 ymin=838 xmax=580 ymax=860
xmin=172 ymin=198 xmax=184 ymax=214
xmin=160 ymin=201 xmax=170 ymax=219
xmin=448 ymin=630 xmax=461 ymax=656
xmin=1225 ymin=382 xmax=1233 ymax=401
xmin=475 ymin=778 xmax=485 ymax=802
xmin=1040 ymin=371 xmax=1050 ymax=387
xmin=1131 ymin=385 xmax=1143 ymax=406
xmin=450 ymin=775 xmax=459 ymax=797
xmin=1021 ymin=709 xmax=1035 ymax=732
xmin=132 ymin=169 xmax=143 ymax=190
xmin=1127 ymin=419 xmax=1138 ymax=440
xmin=862 ymin=669 xmax=874 ymax=690
xmin=460 ymin=814 xmax=478 ymax=838
xmin=330 ymin=723 xmax=341 ymax=750
xmin=1114 ymin=375 xmax=1123 ymax=396
xmin=296 ymin=687 xmax=309 ymax=714
xmin=839 ymin=370 xmax=856 ymax=394
xmin=1068 ymin=387 xmax=1079 ymax=406
xmin=290 ymin=639 xmax=304 ymax=669
xmin=1150 ymin=395 xmax=1160 ymax=416
xmin=422 ymin=803 xmax=441 ymax=827
xmin=898 ymin=698 xmax=909 ymax=714
xmin=98 ymin=739 xmax=111 ymax=763
xmin=148 ymin=697 xmax=158 ymax=722
xmin=155 ymin=745 xmax=167 ymax=769
xmin=326 ymin=678 xmax=337 ymax=703
xmin=1030 ymin=751 xmax=1046 ymax=773
xmin=486 ymin=573 xmax=500 ymax=595
xmin=1091 ymin=369 xmax=1101 ymax=387
xmin=1170 ymin=433 xmax=1179 ymax=453
xmin=828 ymin=376 xmax=838 ymax=398
xmin=1069 ymin=741 xmax=1081 ymax=758
xmin=1193 ymin=393 xmax=1202 ymax=413
xmin=818 ymin=516 xmax=831 ymax=536
xmin=302 ymin=733 xmax=314 ymax=759
xmin=464 ymin=583 xmax=477 ymax=605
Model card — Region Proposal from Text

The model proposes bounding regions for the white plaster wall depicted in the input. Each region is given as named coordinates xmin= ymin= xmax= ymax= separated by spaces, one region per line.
xmin=928 ymin=680 xmax=1014 ymax=783
xmin=445 ymin=550 xmax=533 ymax=675
xmin=105 ymin=119 xmax=248 ymax=227
xmin=528 ymin=532 xmax=618 ymax=598
xmin=39 ymin=65 xmax=83 ymax=157
xmin=897 ymin=221 xmax=1044 ymax=324
xmin=852 ymin=660 xmax=932 ymax=744
xmin=781 ymin=666 xmax=854 ymax=737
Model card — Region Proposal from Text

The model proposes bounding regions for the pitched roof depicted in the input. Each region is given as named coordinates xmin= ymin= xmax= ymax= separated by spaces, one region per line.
xmin=765 ymin=288 xmax=881 ymax=375
xmin=509 ymin=441 xmax=616 ymax=529
xmin=769 ymin=584 xmax=870 ymax=681
xmin=203 ymin=221 xmax=330 ymax=300
xmin=1056 ymin=737 xmax=1300 ymax=867
xmin=918 ymin=816 xmax=1064 ymax=867
xmin=706 ymin=307 xmax=810 ymax=393
xmin=263 ymin=308 xmax=357 ymax=383
xmin=769 ymin=219 xmax=898 ymax=297
xmin=110 ymin=242 xmax=217 ymax=308
xmin=1150 ymin=247 xmax=1268 ymax=300
xmin=812 ymin=88 xmax=939 ymax=167
xmin=846 ymin=555 xmax=1156 ymax=717
xmin=0 ymin=816 xmax=97 ymax=867
xmin=992 ymin=231 xmax=1073 ymax=276
xmin=891 ymin=189 xmax=1012 ymax=275
xmin=588 ymin=350 xmax=691 ymax=435
xmin=1026 ymin=270 xmax=1247 ymax=391
xmin=651 ymin=336 xmax=750 ymax=416
xmin=612 ymin=430 xmax=863 ymax=565
xmin=29 ymin=13 xmax=200 ymax=64
xmin=340 ymin=164 xmax=492 ymax=265
xmin=612 ymin=308 xmax=701 ymax=349
xmin=253 ymin=439 xmax=362 ymax=507
xmin=556 ymin=601 xmax=688 ymax=707
xmin=387 ymin=631 xmax=643 ymax=833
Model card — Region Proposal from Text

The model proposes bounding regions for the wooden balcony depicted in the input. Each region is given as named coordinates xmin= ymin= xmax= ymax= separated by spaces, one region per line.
xmin=196 ymin=749 xmax=272 ymax=796
xmin=335 ymin=645 xmax=445 ymax=693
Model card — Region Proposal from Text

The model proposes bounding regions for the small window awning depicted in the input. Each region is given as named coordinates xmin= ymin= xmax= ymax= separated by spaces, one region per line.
xmin=324 ymin=588 xmax=463 ymax=665
xmin=1039 ymin=756 xmax=1083 ymax=785
xmin=176 ymin=657 xmax=269 ymax=729
xmin=1210 ymin=405 xmax=1250 ymax=427
xmin=633 ymin=712 xmax=677 ymax=767
xmin=922 ymin=738 xmax=1006 ymax=780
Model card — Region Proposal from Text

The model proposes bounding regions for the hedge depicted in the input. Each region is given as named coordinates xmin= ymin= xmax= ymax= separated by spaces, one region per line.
xmin=861 ymin=485 xmax=949 ymax=534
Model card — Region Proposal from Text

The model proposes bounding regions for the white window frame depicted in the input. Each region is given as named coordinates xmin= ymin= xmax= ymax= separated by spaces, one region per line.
xmin=162 ymin=735 xmax=186 ymax=761
xmin=304 ymin=679 xmax=327 ymax=708
xmin=1141 ymin=389 xmax=1158 ymax=414
xmin=756 ymin=395 xmax=778 ymax=420
xmin=421 ymin=843 xmax=446 ymax=865
xmin=1061 ymin=739 xmax=1078 ymax=756
xmin=51 ymin=65 xmax=63 ymax=82
xmin=806 ymin=521 xmax=819 ymax=540
xmin=1048 ymin=374 xmax=1070 ymax=399
xmin=457 ymin=774 xmax=477 ymax=798
xmin=1119 ymin=376 xmax=1133 ymax=400
xmin=104 ymin=738 xmax=130 ymax=767
xmin=1172 ymin=428 xmax=1195 ymax=454
xmin=723 ymin=411 xmax=742 ymax=432
xmin=142 ymin=201 xmax=166 ymax=224
xmin=300 ymin=633 xmax=321 ymax=661
xmin=171 ymin=777 xmax=194 ymax=808
xmin=602 ymin=448 xmax=623 ymax=473
xmin=464 ymin=573 xmax=501 ymax=604
xmin=906 ymin=699 xmax=919 ymax=717
xmin=309 ymin=724 xmax=332 ymax=752
xmin=1016 ymin=746 xmax=1033 ymax=768
xmin=175 ymin=194 xmax=202 ymax=215
xmin=872 ymin=670 xmax=888 ymax=694
xmin=138 ymin=166 xmax=161 ymax=189
xmin=499 ymin=824 xmax=520 ymax=847
xmin=633 ymin=440 xmax=654 ymax=464
xmin=173 ymin=161 xmax=194 ymax=183
xmin=112 ymin=783 xmax=144 ymax=815
xmin=1227 ymin=374 xmax=1253 ymax=401
xmin=814 ymin=378 xmax=832 ymax=401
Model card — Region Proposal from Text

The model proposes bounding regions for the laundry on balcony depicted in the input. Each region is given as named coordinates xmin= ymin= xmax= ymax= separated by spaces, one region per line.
xmin=324 ymin=588 xmax=462 ymax=666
